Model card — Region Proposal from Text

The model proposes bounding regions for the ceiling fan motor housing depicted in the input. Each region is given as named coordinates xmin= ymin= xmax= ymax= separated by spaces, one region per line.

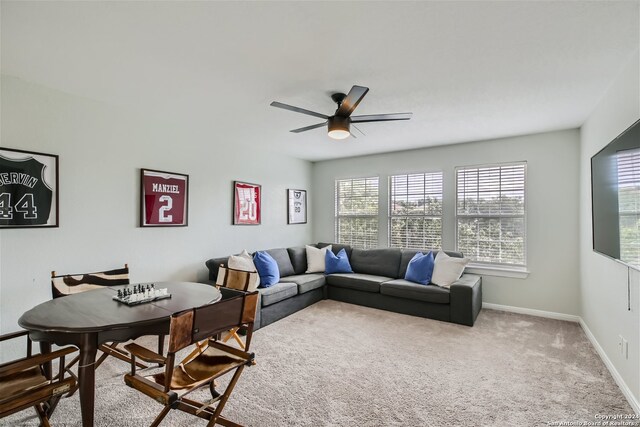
xmin=328 ymin=116 xmax=350 ymax=139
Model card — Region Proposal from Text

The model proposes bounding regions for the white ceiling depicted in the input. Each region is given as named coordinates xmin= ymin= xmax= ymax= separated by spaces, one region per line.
xmin=2 ymin=1 xmax=639 ymax=161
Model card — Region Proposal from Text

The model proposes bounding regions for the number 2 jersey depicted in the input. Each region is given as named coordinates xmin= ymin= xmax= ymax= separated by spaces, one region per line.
xmin=0 ymin=155 xmax=53 ymax=226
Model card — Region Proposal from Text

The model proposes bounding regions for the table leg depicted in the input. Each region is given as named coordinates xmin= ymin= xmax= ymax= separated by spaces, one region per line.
xmin=39 ymin=341 xmax=52 ymax=379
xmin=78 ymin=333 xmax=98 ymax=427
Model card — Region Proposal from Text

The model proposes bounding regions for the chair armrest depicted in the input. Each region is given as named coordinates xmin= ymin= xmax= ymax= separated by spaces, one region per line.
xmin=0 ymin=346 xmax=77 ymax=377
xmin=0 ymin=330 xmax=28 ymax=342
xmin=449 ymin=274 xmax=482 ymax=326
xmin=124 ymin=343 xmax=166 ymax=364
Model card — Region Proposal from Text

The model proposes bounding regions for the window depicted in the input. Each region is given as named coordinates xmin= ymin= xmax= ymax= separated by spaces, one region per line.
xmin=389 ymin=172 xmax=443 ymax=249
xmin=335 ymin=177 xmax=379 ymax=248
xmin=618 ymin=148 xmax=640 ymax=267
xmin=456 ymin=162 xmax=526 ymax=267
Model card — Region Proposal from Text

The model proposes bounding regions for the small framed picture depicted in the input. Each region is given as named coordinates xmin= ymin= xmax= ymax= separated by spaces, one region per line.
xmin=287 ymin=189 xmax=307 ymax=224
xmin=0 ymin=147 xmax=59 ymax=228
xmin=141 ymin=169 xmax=189 ymax=227
xmin=234 ymin=181 xmax=261 ymax=225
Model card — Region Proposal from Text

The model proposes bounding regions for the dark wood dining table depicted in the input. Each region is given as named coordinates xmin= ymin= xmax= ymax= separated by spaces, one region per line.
xmin=18 ymin=281 xmax=221 ymax=427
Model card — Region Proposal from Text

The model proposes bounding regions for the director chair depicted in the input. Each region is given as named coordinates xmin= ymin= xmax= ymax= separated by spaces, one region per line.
xmin=123 ymin=288 xmax=259 ymax=427
xmin=0 ymin=330 xmax=77 ymax=427
xmin=51 ymin=264 xmax=162 ymax=370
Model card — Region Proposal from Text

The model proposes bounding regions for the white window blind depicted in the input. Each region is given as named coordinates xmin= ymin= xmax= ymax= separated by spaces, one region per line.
xmin=389 ymin=172 xmax=443 ymax=249
xmin=618 ymin=148 xmax=640 ymax=267
xmin=335 ymin=177 xmax=379 ymax=249
xmin=456 ymin=162 xmax=527 ymax=267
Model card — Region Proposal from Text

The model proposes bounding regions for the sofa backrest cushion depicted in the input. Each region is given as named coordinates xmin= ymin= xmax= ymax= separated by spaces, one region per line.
xmin=350 ymin=248 xmax=401 ymax=278
xmin=317 ymin=242 xmax=353 ymax=258
xmin=287 ymin=246 xmax=307 ymax=275
xmin=265 ymin=248 xmax=295 ymax=277
xmin=398 ymin=249 xmax=463 ymax=279
xmin=206 ymin=257 xmax=230 ymax=281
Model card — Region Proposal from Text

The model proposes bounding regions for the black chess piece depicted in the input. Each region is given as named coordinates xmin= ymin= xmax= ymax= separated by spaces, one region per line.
xmin=117 ymin=290 xmax=122 ymax=299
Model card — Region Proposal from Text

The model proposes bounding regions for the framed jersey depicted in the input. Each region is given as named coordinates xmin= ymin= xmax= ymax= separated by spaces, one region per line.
xmin=0 ymin=148 xmax=59 ymax=229
xmin=140 ymin=169 xmax=189 ymax=227
xmin=233 ymin=181 xmax=261 ymax=225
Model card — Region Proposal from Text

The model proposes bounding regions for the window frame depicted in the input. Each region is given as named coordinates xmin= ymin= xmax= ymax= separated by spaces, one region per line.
xmin=617 ymin=148 xmax=640 ymax=268
xmin=454 ymin=161 xmax=528 ymax=270
xmin=334 ymin=176 xmax=380 ymax=249
xmin=388 ymin=170 xmax=444 ymax=250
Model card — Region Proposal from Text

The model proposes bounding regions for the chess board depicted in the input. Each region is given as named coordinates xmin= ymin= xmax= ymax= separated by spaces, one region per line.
xmin=112 ymin=284 xmax=171 ymax=306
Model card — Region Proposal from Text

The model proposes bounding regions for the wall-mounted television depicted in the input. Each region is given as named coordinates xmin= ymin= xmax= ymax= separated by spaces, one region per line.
xmin=591 ymin=118 xmax=640 ymax=271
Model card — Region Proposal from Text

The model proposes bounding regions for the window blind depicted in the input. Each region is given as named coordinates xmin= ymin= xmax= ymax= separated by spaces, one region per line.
xmin=335 ymin=177 xmax=379 ymax=249
xmin=389 ymin=172 xmax=443 ymax=249
xmin=618 ymin=148 xmax=640 ymax=267
xmin=456 ymin=163 xmax=527 ymax=267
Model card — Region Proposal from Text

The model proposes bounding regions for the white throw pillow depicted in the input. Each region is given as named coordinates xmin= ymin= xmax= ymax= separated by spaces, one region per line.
xmin=305 ymin=245 xmax=332 ymax=273
xmin=431 ymin=251 xmax=469 ymax=288
xmin=228 ymin=249 xmax=256 ymax=272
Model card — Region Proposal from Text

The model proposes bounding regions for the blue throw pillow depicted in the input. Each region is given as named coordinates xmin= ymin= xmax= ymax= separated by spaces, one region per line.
xmin=325 ymin=248 xmax=354 ymax=274
xmin=253 ymin=251 xmax=280 ymax=288
xmin=404 ymin=251 xmax=435 ymax=285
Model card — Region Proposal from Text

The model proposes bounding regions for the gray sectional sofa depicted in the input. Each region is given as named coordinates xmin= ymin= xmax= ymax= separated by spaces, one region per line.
xmin=205 ymin=243 xmax=482 ymax=330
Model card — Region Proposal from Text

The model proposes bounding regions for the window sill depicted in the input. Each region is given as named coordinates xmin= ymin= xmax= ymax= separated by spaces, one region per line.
xmin=465 ymin=264 xmax=529 ymax=279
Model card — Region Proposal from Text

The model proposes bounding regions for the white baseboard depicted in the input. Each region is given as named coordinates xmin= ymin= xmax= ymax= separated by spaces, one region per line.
xmin=482 ymin=302 xmax=639 ymax=414
xmin=579 ymin=318 xmax=640 ymax=415
xmin=482 ymin=302 xmax=580 ymax=322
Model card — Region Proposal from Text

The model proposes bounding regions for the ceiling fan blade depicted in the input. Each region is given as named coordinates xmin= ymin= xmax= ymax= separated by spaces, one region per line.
xmin=350 ymin=112 xmax=412 ymax=123
xmin=270 ymin=101 xmax=329 ymax=120
xmin=352 ymin=124 xmax=366 ymax=136
xmin=335 ymin=85 xmax=369 ymax=117
xmin=290 ymin=122 xmax=327 ymax=133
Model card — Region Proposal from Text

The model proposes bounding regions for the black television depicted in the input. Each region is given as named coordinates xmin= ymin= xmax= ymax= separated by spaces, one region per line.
xmin=591 ymin=118 xmax=640 ymax=270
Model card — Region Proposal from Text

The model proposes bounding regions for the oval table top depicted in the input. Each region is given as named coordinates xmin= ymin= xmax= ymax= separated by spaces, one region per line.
xmin=18 ymin=282 xmax=221 ymax=333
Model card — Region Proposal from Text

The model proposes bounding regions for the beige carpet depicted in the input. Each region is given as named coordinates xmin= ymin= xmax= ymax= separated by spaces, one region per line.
xmin=2 ymin=300 xmax=634 ymax=426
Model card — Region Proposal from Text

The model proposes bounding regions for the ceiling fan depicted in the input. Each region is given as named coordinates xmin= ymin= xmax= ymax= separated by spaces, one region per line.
xmin=270 ymin=85 xmax=412 ymax=140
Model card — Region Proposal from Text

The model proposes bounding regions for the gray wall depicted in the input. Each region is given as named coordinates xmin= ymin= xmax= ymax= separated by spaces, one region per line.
xmin=579 ymin=50 xmax=640 ymax=405
xmin=0 ymin=75 xmax=313 ymax=334
xmin=312 ymin=129 xmax=580 ymax=315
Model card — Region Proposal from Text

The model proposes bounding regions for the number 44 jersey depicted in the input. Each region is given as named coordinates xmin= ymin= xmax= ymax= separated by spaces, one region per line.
xmin=0 ymin=155 xmax=53 ymax=226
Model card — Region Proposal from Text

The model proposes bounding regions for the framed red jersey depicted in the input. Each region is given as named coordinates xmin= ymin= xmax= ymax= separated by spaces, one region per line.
xmin=233 ymin=181 xmax=261 ymax=225
xmin=141 ymin=169 xmax=189 ymax=227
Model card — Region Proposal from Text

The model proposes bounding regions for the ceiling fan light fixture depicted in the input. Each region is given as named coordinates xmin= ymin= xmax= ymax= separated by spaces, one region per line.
xmin=328 ymin=116 xmax=350 ymax=140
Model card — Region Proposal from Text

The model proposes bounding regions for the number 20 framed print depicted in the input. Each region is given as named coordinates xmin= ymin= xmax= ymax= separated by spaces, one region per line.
xmin=0 ymin=147 xmax=59 ymax=229
xmin=233 ymin=181 xmax=261 ymax=225
xmin=140 ymin=169 xmax=189 ymax=227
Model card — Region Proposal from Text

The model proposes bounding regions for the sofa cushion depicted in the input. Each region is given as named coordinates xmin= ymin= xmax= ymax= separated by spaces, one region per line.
xmin=306 ymin=245 xmax=331 ymax=273
xmin=280 ymin=274 xmax=326 ymax=294
xmin=265 ymin=248 xmax=295 ymax=277
xmin=432 ymin=251 xmax=469 ymax=288
xmin=398 ymin=249 xmax=463 ymax=279
xmin=317 ymin=242 xmax=353 ymax=258
xmin=325 ymin=249 xmax=354 ymax=274
xmin=254 ymin=251 xmax=280 ymax=287
xmin=381 ymin=279 xmax=450 ymax=304
xmin=326 ymin=273 xmax=391 ymax=293
xmin=259 ymin=281 xmax=298 ymax=307
xmin=350 ymin=248 xmax=401 ymax=278
xmin=287 ymin=247 xmax=308 ymax=275
xmin=404 ymin=251 xmax=435 ymax=285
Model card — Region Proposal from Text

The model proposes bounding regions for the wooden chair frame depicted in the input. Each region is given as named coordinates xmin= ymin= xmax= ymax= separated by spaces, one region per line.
xmin=0 ymin=331 xmax=77 ymax=427
xmin=215 ymin=264 xmax=257 ymax=350
xmin=51 ymin=264 xmax=165 ymax=372
xmin=124 ymin=288 xmax=259 ymax=427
